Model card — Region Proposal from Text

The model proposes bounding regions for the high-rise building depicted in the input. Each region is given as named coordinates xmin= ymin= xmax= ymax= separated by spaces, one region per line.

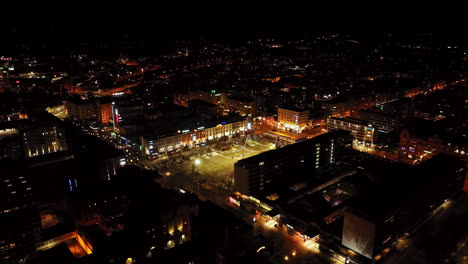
xmin=97 ymin=101 xmax=114 ymax=125
xmin=64 ymin=97 xmax=96 ymax=121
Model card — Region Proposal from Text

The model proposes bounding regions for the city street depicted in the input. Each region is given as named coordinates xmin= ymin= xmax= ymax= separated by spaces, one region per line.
xmin=381 ymin=193 xmax=468 ymax=264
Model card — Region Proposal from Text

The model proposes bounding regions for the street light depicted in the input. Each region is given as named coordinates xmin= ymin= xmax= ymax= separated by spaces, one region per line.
xmin=194 ymin=159 xmax=201 ymax=195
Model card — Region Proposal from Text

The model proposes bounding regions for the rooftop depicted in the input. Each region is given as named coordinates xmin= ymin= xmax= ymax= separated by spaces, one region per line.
xmin=278 ymin=105 xmax=309 ymax=112
xmin=344 ymin=152 xmax=466 ymax=222
xmin=144 ymin=114 xmax=247 ymax=139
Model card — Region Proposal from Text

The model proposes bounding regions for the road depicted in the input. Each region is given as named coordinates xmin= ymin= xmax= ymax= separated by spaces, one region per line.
xmin=381 ymin=193 xmax=468 ymax=264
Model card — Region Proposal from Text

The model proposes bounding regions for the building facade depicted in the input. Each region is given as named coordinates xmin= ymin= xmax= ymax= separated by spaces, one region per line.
xmin=225 ymin=96 xmax=256 ymax=117
xmin=277 ymin=107 xmax=309 ymax=132
xmin=356 ymin=110 xmax=399 ymax=133
xmin=142 ymin=118 xmax=251 ymax=156
xmin=399 ymin=129 xmax=468 ymax=163
xmin=97 ymin=102 xmax=113 ymax=125
xmin=321 ymin=99 xmax=353 ymax=118
xmin=327 ymin=117 xmax=378 ymax=147
xmin=64 ymin=99 xmax=96 ymax=121
xmin=22 ymin=124 xmax=68 ymax=158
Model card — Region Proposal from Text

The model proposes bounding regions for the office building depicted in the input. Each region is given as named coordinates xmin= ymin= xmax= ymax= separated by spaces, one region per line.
xmin=327 ymin=117 xmax=378 ymax=147
xmin=356 ymin=110 xmax=399 ymax=133
xmin=64 ymin=97 xmax=96 ymax=121
xmin=277 ymin=107 xmax=309 ymax=132
xmin=321 ymin=98 xmax=354 ymax=118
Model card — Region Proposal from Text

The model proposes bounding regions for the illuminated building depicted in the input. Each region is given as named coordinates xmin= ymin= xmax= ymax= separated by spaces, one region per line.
xmin=174 ymin=89 xmax=223 ymax=107
xmin=97 ymin=101 xmax=113 ymax=125
xmin=22 ymin=124 xmax=68 ymax=158
xmin=234 ymin=130 xmax=352 ymax=195
xmin=64 ymin=97 xmax=96 ymax=121
xmin=0 ymin=115 xmax=69 ymax=159
xmin=113 ymin=103 xmax=144 ymax=125
xmin=356 ymin=110 xmax=399 ymax=134
xmin=321 ymin=98 xmax=353 ymax=118
xmin=175 ymin=90 xmax=256 ymax=116
xmin=141 ymin=116 xmax=251 ymax=156
xmin=225 ymin=96 xmax=256 ymax=117
xmin=399 ymin=128 xmax=468 ymax=163
xmin=277 ymin=107 xmax=309 ymax=132
xmin=322 ymin=95 xmax=374 ymax=118
xmin=124 ymin=185 xmax=199 ymax=256
xmin=327 ymin=117 xmax=377 ymax=147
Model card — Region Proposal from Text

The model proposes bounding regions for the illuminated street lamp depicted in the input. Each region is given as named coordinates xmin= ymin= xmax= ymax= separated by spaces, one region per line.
xmin=193 ymin=159 xmax=201 ymax=195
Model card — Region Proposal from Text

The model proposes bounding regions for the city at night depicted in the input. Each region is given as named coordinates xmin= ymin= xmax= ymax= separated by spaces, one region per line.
xmin=1 ymin=7 xmax=468 ymax=264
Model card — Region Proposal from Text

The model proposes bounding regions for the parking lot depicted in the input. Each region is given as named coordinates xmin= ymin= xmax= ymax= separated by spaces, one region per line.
xmin=192 ymin=139 xmax=275 ymax=185
xmin=155 ymin=138 xmax=275 ymax=191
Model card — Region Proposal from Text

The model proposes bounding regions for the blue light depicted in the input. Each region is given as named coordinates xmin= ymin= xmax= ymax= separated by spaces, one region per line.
xmin=68 ymin=179 xmax=73 ymax=191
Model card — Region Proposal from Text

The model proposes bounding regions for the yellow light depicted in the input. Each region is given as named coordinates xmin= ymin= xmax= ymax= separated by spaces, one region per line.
xmin=285 ymin=256 xmax=289 ymax=261
xmin=195 ymin=159 xmax=200 ymax=165
xmin=292 ymin=251 xmax=296 ymax=256
xmin=257 ymin=246 xmax=266 ymax=253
